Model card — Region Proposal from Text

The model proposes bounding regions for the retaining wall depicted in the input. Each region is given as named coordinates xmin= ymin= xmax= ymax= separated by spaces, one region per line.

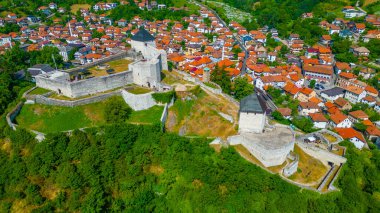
xmin=297 ymin=141 xmax=347 ymax=165
xmin=121 ymin=90 xmax=157 ymax=111
xmin=283 ymin=153 xmax=299 ymax=177
xmin=176 ymin=70 xmax=239 ymax=107
xmin=34 ymin=90 xmax=122 ymax=107
xmin=6 ymin=102 xmax=24 ymax=130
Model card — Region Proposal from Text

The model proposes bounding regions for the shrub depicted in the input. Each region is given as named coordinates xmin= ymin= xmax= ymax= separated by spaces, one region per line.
xmin=104 ymin=97 xmax=132 ymax=123
xmin=152 ymin=90 xmax=175 ymax=104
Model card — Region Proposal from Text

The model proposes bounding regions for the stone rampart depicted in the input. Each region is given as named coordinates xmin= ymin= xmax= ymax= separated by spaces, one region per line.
xmin=6 ymin=102 xmax=24 ymax=130
xmin=283 ymin=153 xmax=299 ymax=177
xmin=35 ymin=90 xmax=121 ymax=107
xmin=121 ymin=90 xmax=157 ymax=111
xmin=36 ymin=71 xmax=133 ymax=98
xmin=228 ymin=134 xmax=294 ymax=167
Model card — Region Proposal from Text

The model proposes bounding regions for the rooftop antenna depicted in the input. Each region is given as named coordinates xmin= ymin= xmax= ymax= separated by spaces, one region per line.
xmin=52 ymin=54 xmax=58 ymax=70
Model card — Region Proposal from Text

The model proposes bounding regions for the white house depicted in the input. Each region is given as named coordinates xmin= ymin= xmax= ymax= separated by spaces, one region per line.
xmin=309 ymin=113 xmax=328 ymax=129
xmin=344 ymin=86 xmax=366 ymax=104
xmin=298 ymin=102 xmax=320 ymax=116
xmin=320 ymin=87 xmax=345 ymax=102
xmin=330 ymin=113 xmax=352 ymax=128
xmin=335 ymin=128 xmax=366 ymax=149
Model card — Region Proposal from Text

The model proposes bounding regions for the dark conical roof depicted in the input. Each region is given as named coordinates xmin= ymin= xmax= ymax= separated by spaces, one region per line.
xmin=239 ymin=92 xmax=265 ymax=113
xmin=131 ymin=28 xmax=155 ymax=42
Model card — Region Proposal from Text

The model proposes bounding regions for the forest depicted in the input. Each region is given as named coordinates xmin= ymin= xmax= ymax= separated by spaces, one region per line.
xmin=0 ymin=121 xmax=380 ymax=212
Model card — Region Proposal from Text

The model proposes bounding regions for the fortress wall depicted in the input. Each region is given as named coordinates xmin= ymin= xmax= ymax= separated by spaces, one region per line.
xmin=121 ymin=90 xmax=157 ymax=111
xmin=35 ymin=90 xmax=121 ymax=107
xmin=70 ymin=71 xmax=133 ymax=98
xmin=35 ymin=76 xmax=72 ymax=97
xmin=229 ymin=135 xmax=294 ymax=167
xmin=37 ymin=71 xmax=133 ymax=98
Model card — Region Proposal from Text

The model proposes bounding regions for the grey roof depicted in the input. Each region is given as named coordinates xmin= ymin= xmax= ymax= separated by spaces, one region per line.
xmin=27 ymin=64 xmax=54 ymax=76
xmin=240 ymin=93 xmax=265 ymax=113
xmin=321 ymin=87 xmax=345 ymax=97
xmin=131 ymin=28 xmax=155 ymax=42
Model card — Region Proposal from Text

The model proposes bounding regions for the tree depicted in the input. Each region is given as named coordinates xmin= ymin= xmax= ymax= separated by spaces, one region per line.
xmin=29 ymin=46 xmax=64 ymax=69
xmin=332 ymin=37 xmax=352 ymax=54
xmin=233 ymin=76 xmax=253 ymax=100
xmin=354 ymin=122 xmax=367 ymax=132
xmin=211 ymin=65 xmax=232 ymax=94
xmin=0 ymin=45 xmax=30 ymax=74
xmin=92 ymin=30 xmax=105 ymax=39
xmin=309 ymin=79 xmax=316 ymax=89
xmin=104 ymin=97 xmax=132 ymax=123
xmin=0 ymin=23 xmax=20 ymax=34
xmin=292 ymin=116 xmax=315 ymax=133
xmin=0 ymin=73 xmax=14 ymax=115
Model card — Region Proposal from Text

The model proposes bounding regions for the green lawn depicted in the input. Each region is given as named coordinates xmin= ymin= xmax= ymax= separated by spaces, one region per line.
xmin=127 ymin=87 xmax=152 ymax=94
xmin=28 ymin=87 xmax=51 ymax=95
xmin=16 ymin=98 xmax=164 ymax=133
xmin=128 ymin=105 xmax=164 ymax=124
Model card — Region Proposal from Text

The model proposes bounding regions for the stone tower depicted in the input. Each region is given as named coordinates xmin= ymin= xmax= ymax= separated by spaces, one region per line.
xmin=203 ymin=67 xmax=210 ymax=83
xmin=238 ymin=92 xmax=266 ymax=133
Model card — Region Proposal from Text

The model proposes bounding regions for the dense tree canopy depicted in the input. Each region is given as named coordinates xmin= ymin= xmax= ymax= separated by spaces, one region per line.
xmin=233 ymin=76 xmax=253 ymax=100
xmin=0 ymin=123 xmax=379 ymax=212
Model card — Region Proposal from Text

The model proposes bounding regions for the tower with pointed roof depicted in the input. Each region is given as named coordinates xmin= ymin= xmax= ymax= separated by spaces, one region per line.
xmin=238 ymin=92 xmax=266 ymax=133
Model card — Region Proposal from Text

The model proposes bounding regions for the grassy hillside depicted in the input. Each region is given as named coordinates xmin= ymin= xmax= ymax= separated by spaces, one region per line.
xmin=15 ymin=97 xmax=163 ymax=133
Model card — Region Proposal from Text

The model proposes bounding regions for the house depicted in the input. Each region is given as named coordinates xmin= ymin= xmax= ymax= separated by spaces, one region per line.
xmin=320 ymin=35 xmax=332 ymax=46
xmin=309 ymin=113 xmax=328 ymax=129
xmin=348 ymin=110 xmax=369 ymax=123
xmin=298 ymin=102 xmax=320 ymax=116
xmin=27 ymin=64 xmax=55 ymax=81
xmin=361 ymin=95 xmax=376 ymax=107
xmin=335 ymin=128 xmax=366 ymax=149
xmin=277 ymin=108 xmax=292 ymax=119
xmin=334 ymin=97 xmax=352 ymax=110
xmin=355 ymin=23 xmax=366 ymax=33
xmin=320 ymin=87 xmax=345 ymax=102
xmin=297 ymin=87 xmax=316 ymax=102
xmin=359 ymin=67 xmax=375 ymax=80
xmin=0 ymin=35 xmax=12 ymax=46
xmin=58 ymin=45 xmax=74 ymax=62
xmin=117 ymin=19 xmax=127 ymax=27
xmin=330 ymin=112 xmax=352 ymax=128
xmin=303 ymin=65 xmax=334 ymax=81
xmin=339 ymin=29 xmax=354 ymax=40
xmin=334 ymin=62 xmax=351 ymax=74
xmin=49 ymin=3 xmax=57 ymax=10
xmin=255 ymin=75 xmax=287 ymax=90
xmin=329 ymin=25 xmax=340 ymax=34
xmin=352 ymin=46 xmax=370 ymax=57
xmin=365 ymin=126 xmax=380 ymax=142
xmin=344 ymin=86 xmax=366 ymax=104
xmin=283 ymin=82 xmax=301 ymax=98
xmin=343 ymin=9 xmax=366 ymax=19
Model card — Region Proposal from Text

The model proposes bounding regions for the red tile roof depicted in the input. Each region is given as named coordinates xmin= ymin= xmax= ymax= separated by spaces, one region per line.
xmin=335 ymin=127 xmax=365 ymax=143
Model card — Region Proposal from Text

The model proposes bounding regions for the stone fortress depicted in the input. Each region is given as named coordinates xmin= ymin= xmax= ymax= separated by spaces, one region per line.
xmin=228 ymin=93 xmax=296 ymax=169
xmin=35 ymin=28 xmax=167 ymax=98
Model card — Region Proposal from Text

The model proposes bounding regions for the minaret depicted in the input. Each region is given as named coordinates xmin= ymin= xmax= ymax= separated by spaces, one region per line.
xmin=69 ymin=22 xmax=73 ymax=37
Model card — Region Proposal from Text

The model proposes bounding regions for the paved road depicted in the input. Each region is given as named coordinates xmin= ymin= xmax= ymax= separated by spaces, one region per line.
xmin=193 ymin=0 xmax=248 ymax=74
